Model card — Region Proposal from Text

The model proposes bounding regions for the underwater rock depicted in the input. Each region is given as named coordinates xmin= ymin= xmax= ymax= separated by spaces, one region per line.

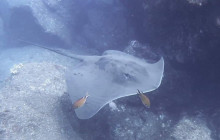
xmin=5 ymin=0 xmax=70 ymax=43
xmin=209 ymin=110 xmax=220 ymax=139
xmin=107 ymin=104 xmax=173 ymax=140
xmin=3 ymin=0 xmax=133 ymax=51
xmin=187 ymin=0 xmax=208 ymax=5
xmin=124 ymin=40 xmax=159 ymax=62
xmin=10 ymin=63 xmax=24 ymax=75
xmin=0 ymin=62 xmax=82 ymax=140
xmin=121 ymin=0 xmax=220 ymax=68
xmin=108 ymin=101 xmax=119 ymax=112
xmin=0 ymin=46 xmax=76 ymax=83
xmin=83 ymin=4 xmax=132 ymax=50
xmin=171 ymin=117 xmax=212 ymax=140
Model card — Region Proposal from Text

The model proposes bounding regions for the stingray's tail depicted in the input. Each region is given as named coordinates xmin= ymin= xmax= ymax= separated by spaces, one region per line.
xmin=16 ymin=39 xmax=84 ymax=62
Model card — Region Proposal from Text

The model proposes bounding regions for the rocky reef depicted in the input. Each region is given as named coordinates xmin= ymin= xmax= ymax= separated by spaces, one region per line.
xmin=0 ymin=62 xmax=82 ymax=140
xmin=0 ymin=0 xmax=220 ymax=140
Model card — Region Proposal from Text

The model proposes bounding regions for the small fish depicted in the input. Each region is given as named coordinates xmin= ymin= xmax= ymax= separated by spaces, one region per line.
xmin=137 ymin=89 xmax=150 ymax=108
xmin=73 ymin=93 xmax=89 ymax=109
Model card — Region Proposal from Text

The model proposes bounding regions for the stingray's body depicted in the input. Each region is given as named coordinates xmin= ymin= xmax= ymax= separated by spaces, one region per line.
xmin=66 ymin=50 xmax=164 ymax=119
xmin=16 ymin=40 xmax=164 ymax=119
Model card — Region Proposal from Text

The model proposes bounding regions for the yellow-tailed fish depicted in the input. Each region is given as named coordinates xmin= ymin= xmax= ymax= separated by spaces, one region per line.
xmin=73 ymin=93 xmax=89 ymax=109
xmin=137 ymin=89 xmax=150 ymax=108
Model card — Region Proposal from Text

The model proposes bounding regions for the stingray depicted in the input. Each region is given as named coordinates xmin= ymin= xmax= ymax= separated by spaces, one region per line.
xmin=14 ymin=40 xmax=164 ymax=119
xmin=65 ymin=50 xmax=164 ymax=119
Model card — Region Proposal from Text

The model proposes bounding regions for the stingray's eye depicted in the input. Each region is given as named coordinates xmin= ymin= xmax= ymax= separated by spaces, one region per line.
xmin=123 ymin=73 xmax=132 ymax=79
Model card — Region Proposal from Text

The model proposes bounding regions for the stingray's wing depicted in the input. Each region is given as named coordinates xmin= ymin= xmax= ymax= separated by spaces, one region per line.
xmin=66 ymin=51 xmax=164 ymax=119
xmin=142 ymin=57 xmax=164 ymax=93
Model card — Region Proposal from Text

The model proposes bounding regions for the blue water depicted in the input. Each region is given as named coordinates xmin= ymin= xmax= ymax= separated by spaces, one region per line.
xmin=0 ymin=0 xmax=220 ymax=140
